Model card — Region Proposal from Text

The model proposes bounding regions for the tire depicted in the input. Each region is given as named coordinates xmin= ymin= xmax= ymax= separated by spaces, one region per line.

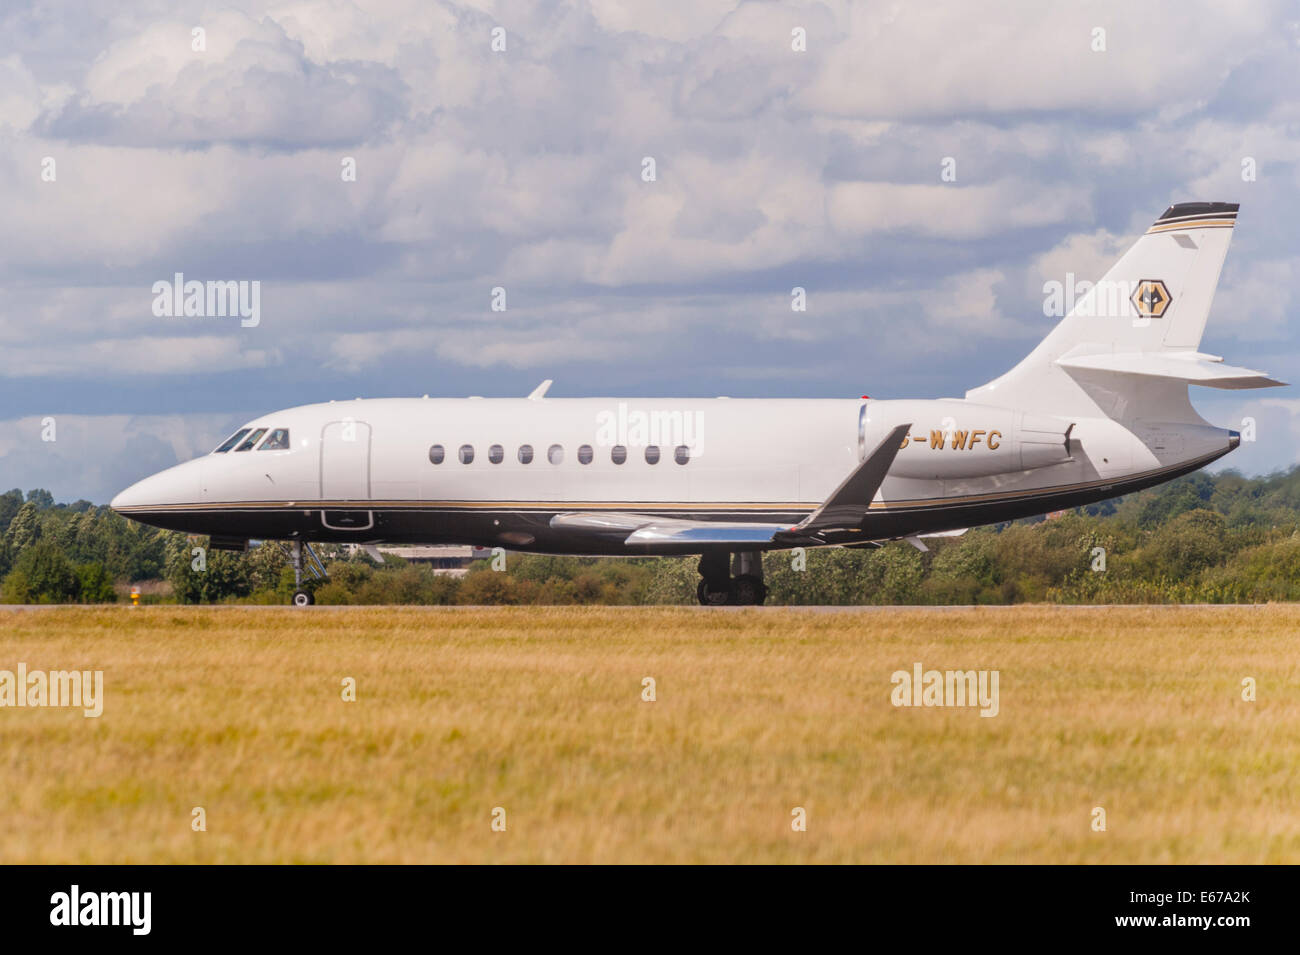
xmin=729 ymin=574 xmax=767 ymax=606
xmin=696 ymin=579 xmax=730 ymax=606
xmin=292 ymin=589 xmax=314 ymax=607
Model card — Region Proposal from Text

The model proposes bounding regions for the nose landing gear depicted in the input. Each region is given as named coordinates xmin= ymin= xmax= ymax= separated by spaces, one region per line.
xmin=280 ymin=540 xmax=327 ymax=607
xmin=696 ymin=550 xmax=767 ymax=606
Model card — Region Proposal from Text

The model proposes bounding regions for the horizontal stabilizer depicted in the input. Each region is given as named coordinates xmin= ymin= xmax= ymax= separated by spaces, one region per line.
xmin=1056 ymin=352 xmax=1286 ymax=390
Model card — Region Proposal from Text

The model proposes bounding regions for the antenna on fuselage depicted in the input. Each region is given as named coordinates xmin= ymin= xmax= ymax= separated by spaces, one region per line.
xmin=527 ymin=379 xmax=553 ymax=400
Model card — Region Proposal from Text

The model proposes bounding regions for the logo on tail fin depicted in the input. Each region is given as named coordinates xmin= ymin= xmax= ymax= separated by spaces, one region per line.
xmin=1131 ymin=279 xmax=1171 ymax=318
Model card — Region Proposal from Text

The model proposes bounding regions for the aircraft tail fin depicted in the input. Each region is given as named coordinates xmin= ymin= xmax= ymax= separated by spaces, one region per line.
xmin=966 ymin=202 xmax=1281 ymax=419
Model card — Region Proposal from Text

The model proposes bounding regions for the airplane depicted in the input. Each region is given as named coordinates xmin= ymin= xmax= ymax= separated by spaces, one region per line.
xmin=112 ymin=201 xmax=1284 ymax=606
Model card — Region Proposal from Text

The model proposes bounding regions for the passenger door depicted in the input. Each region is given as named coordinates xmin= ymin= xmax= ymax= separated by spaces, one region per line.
xmin=320 ymin=419 xmax=373 ymax=530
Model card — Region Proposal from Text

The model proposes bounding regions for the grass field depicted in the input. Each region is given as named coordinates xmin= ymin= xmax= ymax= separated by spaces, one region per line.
xmin=1 ymin=605 xmax=1298 ymax=864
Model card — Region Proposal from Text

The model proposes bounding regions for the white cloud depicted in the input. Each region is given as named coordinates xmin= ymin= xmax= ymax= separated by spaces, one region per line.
xmin=1025 ymin=228 xmax=1131 ymax=298
xmin=41 ymin=9 xmax=405 ymax=147
xmin=0 ymin=334 xmax=279 ymax=377
xmin=1 ymin=0 xmax=1299 ymax=495
xmin=828 ymin=180 xmax=1093 ymax=240
xmin=800 ymin=1 xmax=1284 ymax=118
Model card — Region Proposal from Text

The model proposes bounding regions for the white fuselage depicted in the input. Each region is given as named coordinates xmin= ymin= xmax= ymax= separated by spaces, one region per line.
xmin=110 ymin=394 xmax=1236 ymax=554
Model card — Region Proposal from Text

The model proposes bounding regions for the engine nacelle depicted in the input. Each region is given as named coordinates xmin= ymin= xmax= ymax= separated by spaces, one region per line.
xmin=863 ymin=400 xmax=1073 ymax=480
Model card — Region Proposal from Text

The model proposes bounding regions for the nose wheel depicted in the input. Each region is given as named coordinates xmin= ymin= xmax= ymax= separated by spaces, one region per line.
xmin=696 ymin=551 xmax=767 ymax=606
xmin=292 ymin=589 xmax=315 ymax=607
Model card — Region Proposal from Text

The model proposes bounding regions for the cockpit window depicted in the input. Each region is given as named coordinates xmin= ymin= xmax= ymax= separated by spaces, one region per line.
xmin=258 ymin=428 xmax=290 ymax=451
xmin=234 ymin=428 xmax=267 ymax=452
xmin=213 ymin=428 xmax=251 ymax=453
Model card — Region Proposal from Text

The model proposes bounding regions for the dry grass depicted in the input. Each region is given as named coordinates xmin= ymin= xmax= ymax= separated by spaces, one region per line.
xmin=1 ymin=604 xmax=1298 ymax=864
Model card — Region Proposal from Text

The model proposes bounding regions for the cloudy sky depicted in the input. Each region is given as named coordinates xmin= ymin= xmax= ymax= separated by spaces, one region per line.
xmin=2 ymin=0 xmax=1298 ymax=503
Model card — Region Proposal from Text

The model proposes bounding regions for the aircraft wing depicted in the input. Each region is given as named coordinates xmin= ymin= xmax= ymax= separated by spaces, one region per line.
xmin=790 ymin=424 xmax=911 ymax=534
xmin=547 ymin=423 xmax=912 ymax=551
xmin=549 ymin=511 xmax=795 ymax=546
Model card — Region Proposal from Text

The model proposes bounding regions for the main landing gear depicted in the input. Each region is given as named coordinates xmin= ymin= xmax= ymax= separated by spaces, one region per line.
xmin=279 ymin=540 xmax=327 ymax=607
xmin=696 ymin=551 xmax=767 ymax=606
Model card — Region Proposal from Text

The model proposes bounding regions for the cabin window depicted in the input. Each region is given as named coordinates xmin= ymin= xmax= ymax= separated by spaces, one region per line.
xmin=459 ymin=444 xmax=474 ymax=464
xmin=214 ymin=428 xmax=250 ymax=453
xmin=235 ymin=428 xmax=267 ymax=452
xmin=548 ymin=444 xmax=564 ymax=465
xmin=429 ymin=444 xmax=445 ymax=464
xmin=674 ymin=445 xmax=690 ymax=465
xmin=578 ymin=444 xmax=593 ymax=465
xmin=489 ymin=444 xmax=504 ymax=464
xmin=518 ymin=444 xmax=534 ymax=464
xmin=611 ymin=445 xmax=627 ymax=465
xmin=259 ymin=428 xmax=290 ymax=451
xmin=644 ymin=445 xmax=660 ymax=464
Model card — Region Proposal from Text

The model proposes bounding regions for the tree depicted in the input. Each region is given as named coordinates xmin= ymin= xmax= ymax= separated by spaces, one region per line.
xmin=3 ymin=501 xmax=42 ymax=551
xmin=165 ymin=537 xmax=251 ymax=603
xmin=0 ymin=489 xmax=23 ymax=536
xmin=1141 ymin=509 xmax=1229 ymax=579
xmin=1 ymin=541 xmax=80 ymax=603
xmin=25 ymin=488 xmax=55 ymax=509
xmin=75 ymin=563 xmax=117 ymax=603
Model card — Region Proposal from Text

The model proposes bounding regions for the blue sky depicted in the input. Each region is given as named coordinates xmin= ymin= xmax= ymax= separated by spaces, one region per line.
xmin=1 ymin=0 xmax=1298 ymax=503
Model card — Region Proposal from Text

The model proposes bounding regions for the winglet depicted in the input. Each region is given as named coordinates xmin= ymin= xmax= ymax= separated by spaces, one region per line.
xmin=794 ymin=423 xmax=911 ymax=534
xmin=527 ymin=379 xmax=553 ymax=400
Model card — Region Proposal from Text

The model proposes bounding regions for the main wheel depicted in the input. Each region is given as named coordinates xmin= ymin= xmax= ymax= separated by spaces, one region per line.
xmin=729 ymin=574 xmax=767 ymax=606
xmin=292 ymin=589 xmax=314 ymax=607
xmin=696 ymin=579 xmax=730 ymax=606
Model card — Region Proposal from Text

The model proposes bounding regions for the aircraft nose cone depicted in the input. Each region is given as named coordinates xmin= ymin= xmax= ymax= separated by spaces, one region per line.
xmin=110 ymin=475 xmax=159 ymax=512
xmin=111 ymin=459 xmax=203 ymax=511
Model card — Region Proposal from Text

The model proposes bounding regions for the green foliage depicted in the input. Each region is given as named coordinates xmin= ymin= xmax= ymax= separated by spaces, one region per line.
xmin=1133 ymin=509 xmax=1231 ymax=579
xmin=1136 ymin=471 xmax=1213 ymax=526
xmin=0 ymin=488 xmax=24 ymax=537
xmin=165 ymin=537 xmax=252 ymax=604
xmin=75 ymin=562 xmax=117 ymax=603
xmin=313 ymin=559 xmax=460 ymax=605
xmin=1 ymin=541 xmax=79 ymax=603
xmin=3 ymin=501 xmax=43 ymax=552
xmin=641 ymin=558 xmax=698 ymax=605
xmin=12 ymin=467 xmax=1300 ymax=604
xmin=766 ymin=545 xmax=923 ymax=604
xmin=24 ymin=488 xmax=55 ymax=509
